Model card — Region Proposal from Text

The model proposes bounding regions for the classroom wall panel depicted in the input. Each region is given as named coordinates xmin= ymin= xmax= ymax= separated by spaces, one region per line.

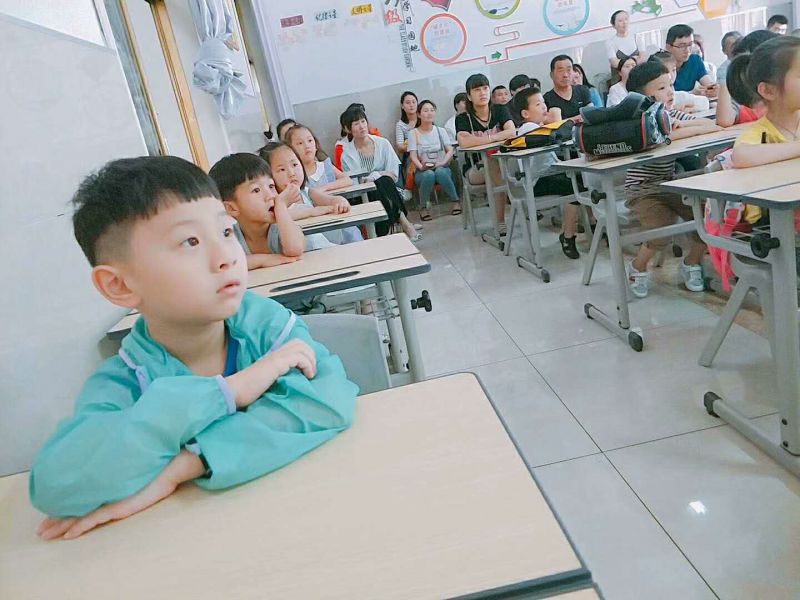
xmin=0 ymin=13 xmax=147 ymax=475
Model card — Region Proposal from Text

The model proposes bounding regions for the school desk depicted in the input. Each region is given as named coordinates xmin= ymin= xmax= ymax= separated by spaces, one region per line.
xmin=299 ymin=200 xmax=387 ymax=239
xmin=342 ymin=167 xmax=369 ymax=182
xmin=108 ymin=235 xmax=430 ymax=383
xmin=331 ymin=180 xmax=376 ymax=204
xmin=456 ymin=140 xmax=507 ymax=250
xmin=550 ymin=125 xmax=745 ymax=352
xmin=494 ymin=142 xmax=579 ymax=283
xmin=0 ymin=373 xmax=598 ymax=600
xmin=662 ymin=165 xmax=800 ymax=477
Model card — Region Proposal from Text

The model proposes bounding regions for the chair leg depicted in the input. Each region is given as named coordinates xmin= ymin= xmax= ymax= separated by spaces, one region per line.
xmin=757 ymin=282 xmax=777 ymax=361
xmin=698 ymin=279 xmax=752 ymax=367
xmin=583 ymin=220 xmax=605 ymax=286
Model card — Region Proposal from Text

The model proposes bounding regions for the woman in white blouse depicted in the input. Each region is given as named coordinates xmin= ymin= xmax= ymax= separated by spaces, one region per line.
xmin=606 ymin=56 xmax=637 ymax=107
xmin=605 ymin=10 xmax=644 ymax=71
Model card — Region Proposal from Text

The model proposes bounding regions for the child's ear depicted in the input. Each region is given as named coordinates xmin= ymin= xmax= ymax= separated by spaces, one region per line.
xmin=521 ymin=107 xmax=529 ymax=121
xmin=223 ymin=199 xmax=239 ymax=218
xmin=91 ymin=265 xmax=141 ymax=310
xmin=757 ymin=81 xmax=778 ymax=102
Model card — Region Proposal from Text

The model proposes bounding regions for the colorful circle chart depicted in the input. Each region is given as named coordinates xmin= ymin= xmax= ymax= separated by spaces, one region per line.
xmin=475 ymin=0 xmax=521 ymax=19
xmin=543 ymin=0 xmax=590 ymax=36
xmin=420 ymin=13 xmax=468 ymax=64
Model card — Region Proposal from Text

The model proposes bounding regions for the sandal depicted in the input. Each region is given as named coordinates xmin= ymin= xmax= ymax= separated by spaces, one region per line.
xmin=420 ymin=210 xmax=433 ymax=222
xmin=451 ymin=203 xmax=462 ymax=215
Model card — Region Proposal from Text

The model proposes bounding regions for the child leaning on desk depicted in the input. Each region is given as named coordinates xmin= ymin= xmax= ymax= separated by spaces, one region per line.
xmin=210 ymin=153 xmax=323 ymax=267
xmin=512 ymin=87 xmax=587 ymax=260
xmin=729 ymin=36 xmax=800 ymax=255
xmin=623 ymin=60 xmax=722 ymax=299
xmin=29 ymin=156 xmax=358 ymax=540
xmin=261 ymin=140 xmax=363 ymax=245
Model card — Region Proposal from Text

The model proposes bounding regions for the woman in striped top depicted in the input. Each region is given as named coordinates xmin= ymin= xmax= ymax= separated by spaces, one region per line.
xmin=623 ymin=61 xmax=722 ymax=299
xmin=341 ymin=105 xmax=420 ymax=240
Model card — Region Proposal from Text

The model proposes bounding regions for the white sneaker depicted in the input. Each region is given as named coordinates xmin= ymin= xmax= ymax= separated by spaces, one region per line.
xmin=627 ymin=260 xmax=652 ymax=299
xmin=680 ymin=260 xmax=704 ymax=292
xmin=400 ymin=189 xmax=412 ymax=201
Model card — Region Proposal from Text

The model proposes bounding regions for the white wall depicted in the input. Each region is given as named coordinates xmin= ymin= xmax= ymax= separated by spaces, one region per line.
xmin=0 ymin=12 xmax=147 ymax=475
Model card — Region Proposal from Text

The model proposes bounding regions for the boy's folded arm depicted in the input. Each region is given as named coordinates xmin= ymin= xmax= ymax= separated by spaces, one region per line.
xmin=731 ymin=141 xmax=800 ymax=168
xmin=193 ymin=312 xmax=358 ymax=490
xmin=29 ymin=371 xmax=236 ymax=518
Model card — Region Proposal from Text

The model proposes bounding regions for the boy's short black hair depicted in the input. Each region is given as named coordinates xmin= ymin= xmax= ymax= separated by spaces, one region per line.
xmin=649 ymin=50 xmax=675 ymax=64
xmin=627 ymin=60 xmax=668 ymax=93
xmin=209 ymin=152 xmax=270 ymax=202
xmin=276 ymin=118 xmax=297 ymax=139
xmin=72 ymin=156 xmax=219 ymax=266
xmin=509 ymin=74 xmax=531 ymax=92
xmin=512 ymin=87 xmax=541 ymax=118
xmin=452 ymin=92 xmax=468 ymax=108
xmin=491 ymin=85 xmax=508 ymax=95
xmin=341 ymin=105 xmax=369 ymax=131
xmin=666 ymin=24 xmax=693 ymax=46
xmin=550 ymin=54 xmax=573 ymax=72
xmin=768 ymin=14 xmax=789 ymax=27
xmin=732 ymin=29 xmax=779 ymax=56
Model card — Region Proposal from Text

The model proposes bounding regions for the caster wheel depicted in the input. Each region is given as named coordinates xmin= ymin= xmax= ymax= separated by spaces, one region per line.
xmin=516 ymin=256 xmax=523 ymax=268
xmin=411 ymin=290 xmax=433 ymax=312
xmin=628 ymin=331 xmax=644 ymax=352
xmin=584 ymin=303 xmax=593 ymax=319
xmin=542 ymin=270 xmax=551 ymax=283
xmin=672 ymin=245 xmax=683 ymax=258
xmin=703 ymin=392 xmax=721 ymax=418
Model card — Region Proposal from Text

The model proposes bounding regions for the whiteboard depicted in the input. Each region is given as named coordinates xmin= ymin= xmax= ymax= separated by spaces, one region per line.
xmin=258 ymin=0 xmax=727 ymax=105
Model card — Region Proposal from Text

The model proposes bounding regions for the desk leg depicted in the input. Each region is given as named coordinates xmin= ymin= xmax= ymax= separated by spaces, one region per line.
xmin=583 ymin=175 xmax=643 ymax=352
xmin=516 ymin=162 xmax=550 ymax=282
xmin=481 ymin=152 xmax=503 ymax=251
xmin=704 ymin=209 xmax=800 ymax=476
xmin=394 ymin=276 xmax=426 ymax=382
xmin=377 ymin=280 xmax=408 ymax=376
xmin=366 ymin=222 xmax=376 ymax=239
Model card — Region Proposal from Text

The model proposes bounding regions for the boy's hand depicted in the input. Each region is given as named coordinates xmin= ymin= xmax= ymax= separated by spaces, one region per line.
xmin=37 ymin=451 xmax=204 ymax=541
xmin=227 ymin=339 xmax=317 ymax=410
xmin=311 ymin=206 xmax=335 ymax=217
xmin=253 ymin=253 xmax=300 ymax=269
xmin=332 ymin=196 xmax=351 ymax=214
xmin=278 ymin=184 xmax=302 ymax=207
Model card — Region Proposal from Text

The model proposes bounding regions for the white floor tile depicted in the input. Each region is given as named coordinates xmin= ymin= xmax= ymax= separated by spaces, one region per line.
xmin=406 ymin=261 xmax=482 ymax=316
xmin=486 ymin=278 xmax=714 ymax=356
xmin=608 ymin=417 xmax=800 ymax=600
xmin=470 ymin=358 xmax=599 ymax=467
xmin=415 ymin=305 xmax=521 ymax=376
xmin=534 ymin=454 xmax=716 ymax=600
xmin=530 ymin=318 xmax=777 ymax=450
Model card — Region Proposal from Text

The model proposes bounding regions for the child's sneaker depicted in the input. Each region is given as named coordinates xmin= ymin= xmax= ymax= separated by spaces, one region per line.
xmin=627 ymin=260 xmax=651 ymax=298
xmin=559 ymin=233 xmax=580 ymax=259
xmin=680 ymin=260 xmax=705 ymax=292
xmin=497 ymin=222 xmax=508 ymax=237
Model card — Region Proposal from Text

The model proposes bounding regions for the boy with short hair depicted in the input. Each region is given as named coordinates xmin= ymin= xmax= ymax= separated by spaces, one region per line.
xmin=30 ymin=156 xmax=357 ymax=540
xmin=623 ymin=61 xmax=721 ymax=298
xmin=767 ymin=14 xmax=789 ymax=35
xmin=491 ymin=85 xmax=511 ymax=105
xmin=210 ymin=152 xmax=331 ymax=268
xmin=509 ymin=74 xmax=532 ymax=96
xmin=513 ymin=88 xmax=583 ymax=259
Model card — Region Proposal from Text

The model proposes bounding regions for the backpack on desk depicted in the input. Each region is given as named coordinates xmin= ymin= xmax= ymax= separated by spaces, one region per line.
xmin=499 ymin=120 xmax=574 ymax=152
xmin=572 ymin=92 xmax=671 ymax=157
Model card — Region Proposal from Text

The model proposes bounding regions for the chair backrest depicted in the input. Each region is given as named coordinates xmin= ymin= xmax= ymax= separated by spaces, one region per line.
xmin=302 ymin=313 xmax=392 ymax=395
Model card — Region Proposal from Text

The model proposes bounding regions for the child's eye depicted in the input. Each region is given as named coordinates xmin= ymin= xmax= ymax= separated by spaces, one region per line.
xmin=181 ymin=237 xmax=200 ymax=247
xmin=223 ymin=227 xmax=234 ymax=238
xmin=252 ymin=187 xmax=260 ymax=193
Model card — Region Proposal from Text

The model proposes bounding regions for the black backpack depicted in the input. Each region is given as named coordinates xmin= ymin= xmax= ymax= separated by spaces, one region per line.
xmin=572 ymin=92 xmax=671 ymax=157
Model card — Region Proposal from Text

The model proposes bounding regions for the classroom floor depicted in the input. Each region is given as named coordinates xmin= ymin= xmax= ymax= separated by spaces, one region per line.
xmin=406 ymin=204 xmax=800 ymax=600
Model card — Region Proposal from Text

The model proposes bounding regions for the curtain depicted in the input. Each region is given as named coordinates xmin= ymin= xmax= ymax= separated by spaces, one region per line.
xmin=189 ymin=0 xmax=247 ymax=119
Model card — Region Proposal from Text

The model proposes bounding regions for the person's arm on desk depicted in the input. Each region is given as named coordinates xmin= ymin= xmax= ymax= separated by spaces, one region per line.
xmin=670 ymin=118 xmax=721 ymax=140
xmin=732 ymin=140 xmax=800 ymax=168
xmin=191 ymin=302 xmax=358 ymax=491
xmin=273 ymin=186 xmax=305 ymax=257
xmin=246 ymin=253 xmax=300 ymax=270
xmin=308 ymin=187 xmax=351 ymax=214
